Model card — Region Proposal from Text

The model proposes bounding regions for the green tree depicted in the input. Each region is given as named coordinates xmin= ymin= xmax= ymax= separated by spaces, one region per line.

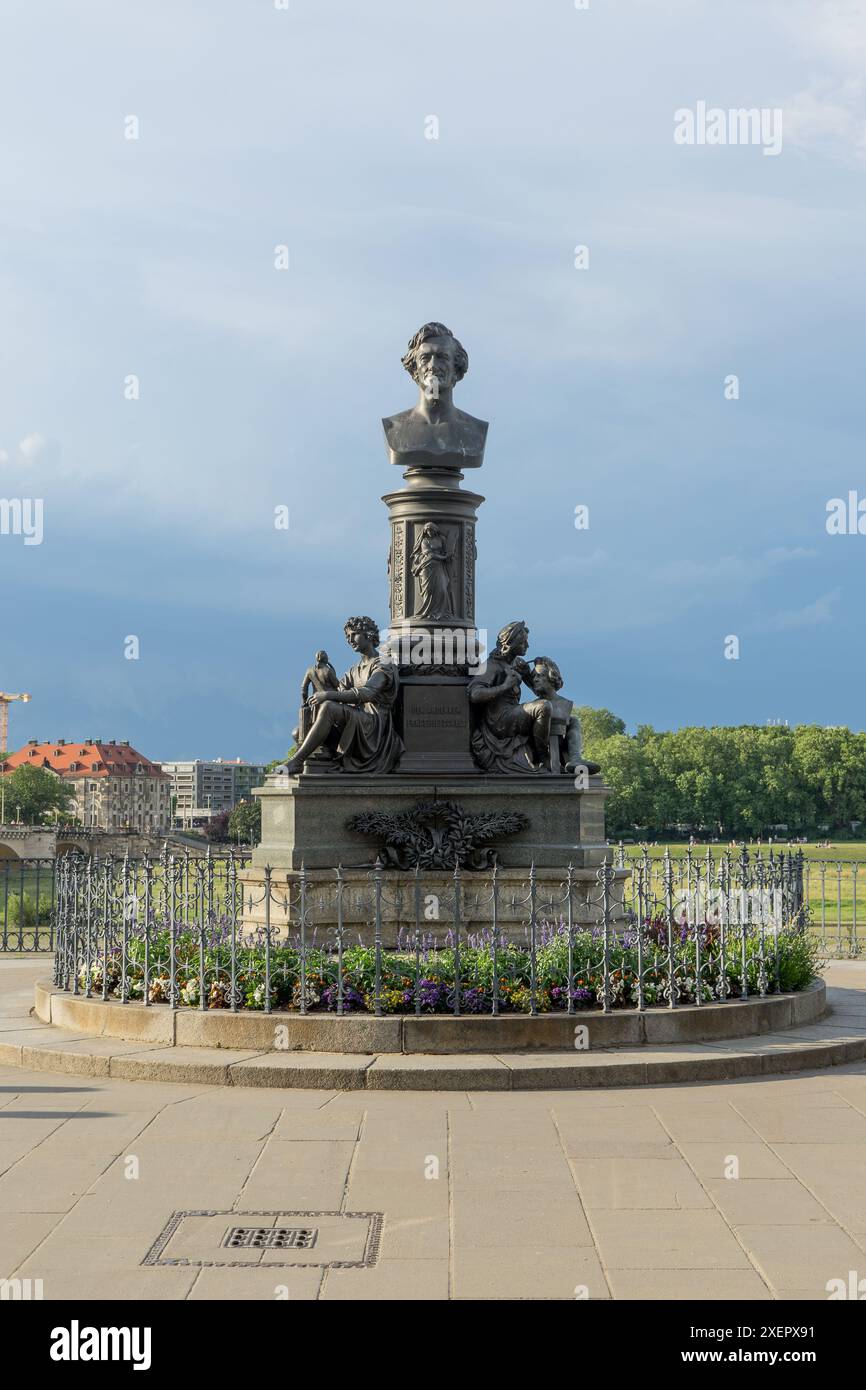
xmin=229 ymin=799 xmax=261 ymax=846
xmin=575 ymin=707 xmax=626 ymax=747
xmin=1 ymin=765 xmax=75 ymax=824
xmin=590 ymin=733 xmax=656 ymax=835
xmin=792 ymin=725 xmax=866 ymax=830
xmin=265 ymin=746 xmax=297 ymax=773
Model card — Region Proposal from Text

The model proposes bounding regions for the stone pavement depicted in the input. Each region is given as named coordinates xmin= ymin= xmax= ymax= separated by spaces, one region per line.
xmin=1 ymin=958 xmax=866 ymax=1300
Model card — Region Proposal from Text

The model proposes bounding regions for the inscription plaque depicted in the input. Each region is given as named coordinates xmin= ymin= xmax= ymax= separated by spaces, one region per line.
xmin=399 ymin=681 xmax=475 ymax=774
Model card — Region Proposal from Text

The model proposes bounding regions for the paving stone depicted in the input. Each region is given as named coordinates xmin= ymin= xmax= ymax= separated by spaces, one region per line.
xmin=322 ymin=1257 xmax=450 ymax=1300
xmin=272 ymin=1112 xmax=364 ymax=1142
xmin=676 ymin=1142 xmax=790 ymax=1181
xmin=144 ymin=1100 xmax=284 ymax=1142
xmin=736 ymin=1223 xmax=866 ymax=1295
xmin=571 ymin=1156 xmax=712 ymax=1210
xmin=705 ymin=1178 xmax=833 ymax=1227
xmin=607 ymin=1268 xmax=772 ymax=1300
xmin=0 ymin=1211 xmax=63 ymax=1272
xmin=325 ymin=1089 xmax=474 ymax=1112
xmin=373 ymin=1214 xmax=450 ymax=1260
xmin=110 ymin=1047 xmax=267 ymax=1085
xmin=498 ymin=1052 xmax=648 ymax=1088
xmin=453 ymin=1245 xmax=609 ymax=1300
xmin=239 ymin=1139 xmax=355 ymax=1208
xmin=650 ymin=1102 xmax=761 ymax=1143
xmin=188 ymin=1266 xmax=323 ymax=1300
xmin=452 ymin=1190 xmax=594 ymax=1248
xmin=591 ymin=1209 xmax=750 ymax=1270
xmin=10 ymin=1264 xmax=198 ymax=1300
xmin=731 ymin=1104 xmax=866 ymax=1144
xmin=15 ymin=1232 xmax=158 ymax=1272
xmin=555 ymin=1106 xmax=676 ymax=1159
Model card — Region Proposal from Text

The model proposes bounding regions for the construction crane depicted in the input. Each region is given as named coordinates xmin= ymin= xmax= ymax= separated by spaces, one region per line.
xmin=0 ymin=692 xmax=31 ymax=754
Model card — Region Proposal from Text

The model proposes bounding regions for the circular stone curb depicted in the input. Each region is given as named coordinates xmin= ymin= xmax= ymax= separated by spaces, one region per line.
xmin=33 ymin=979 xmax=827 ymax=1054
xmin=10 ymin=978 xmax=861 ymax=1091
xmin=3 ymin=1017 xmax=865 ymax=1091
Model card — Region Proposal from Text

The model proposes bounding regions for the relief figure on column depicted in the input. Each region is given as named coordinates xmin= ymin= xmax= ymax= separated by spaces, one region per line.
xmin=410 ymin=522 xmax=457 ymax=620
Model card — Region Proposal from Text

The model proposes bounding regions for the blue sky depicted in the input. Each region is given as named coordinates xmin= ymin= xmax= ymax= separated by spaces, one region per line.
xmin=2 ymin=0 xmax=865 ymax=761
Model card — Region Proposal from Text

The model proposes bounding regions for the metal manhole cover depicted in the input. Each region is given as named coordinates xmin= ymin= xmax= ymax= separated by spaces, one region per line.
xmin=142 ymin=1210 xmax=382 ymax=1269
xmin=224 ymin=1226 xmax=318 ymax=1251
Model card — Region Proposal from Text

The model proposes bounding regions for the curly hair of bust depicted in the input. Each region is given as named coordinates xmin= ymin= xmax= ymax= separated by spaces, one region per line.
xmin=531 ymin=656 xmax=563 ymax=690
xmin=344 ymin=615 xmax=380 ymax=646
xmin=401 ymin=322 xmax=469 ymax=383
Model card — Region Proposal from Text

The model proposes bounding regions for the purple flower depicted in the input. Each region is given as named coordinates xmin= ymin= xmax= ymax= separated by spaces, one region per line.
xmin=405 ymin=978 xmax=445 ymax=1011
xmin=321 ymin=983 xmax=364 ymax=1012
xmin=448 ymin=985 xmax=488 ymax=1014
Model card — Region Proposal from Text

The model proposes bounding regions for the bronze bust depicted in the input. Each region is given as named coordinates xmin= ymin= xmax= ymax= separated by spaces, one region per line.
xmin=383 ymin=322 xmax=488 ymax=471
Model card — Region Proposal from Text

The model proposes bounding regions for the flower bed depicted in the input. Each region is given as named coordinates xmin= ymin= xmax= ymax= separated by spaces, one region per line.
xmin=73 ymin=918 xmax=822 ymax=1015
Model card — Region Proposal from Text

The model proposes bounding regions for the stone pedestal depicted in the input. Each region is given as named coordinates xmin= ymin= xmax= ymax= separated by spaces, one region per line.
xmin=238 ymin=861 xmax=627 ymax=945
xmin=244 ymin=772 xmax=624 ymax=940
xmin=247 ymin=773 xmax=627 ymax=941
xmin=253 ymin=772 xmax=612 ymax=872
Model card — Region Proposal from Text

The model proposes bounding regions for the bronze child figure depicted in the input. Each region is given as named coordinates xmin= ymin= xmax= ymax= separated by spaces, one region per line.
xmin=527 ymin=656 xmax=600 ymax=776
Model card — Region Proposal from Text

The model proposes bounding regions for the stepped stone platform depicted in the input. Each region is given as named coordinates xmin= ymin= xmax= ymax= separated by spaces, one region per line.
xmin=33 ymin=978 xmax=826 ymax=1051
xmin=0 ymin=974 xmax=862 ymax=1090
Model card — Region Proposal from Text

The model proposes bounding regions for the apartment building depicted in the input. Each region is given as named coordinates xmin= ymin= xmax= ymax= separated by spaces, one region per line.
xmin=157 ymin=758 xmax=267 ymax=827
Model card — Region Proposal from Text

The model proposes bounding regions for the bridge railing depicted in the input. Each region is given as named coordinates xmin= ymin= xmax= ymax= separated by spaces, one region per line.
xmin=0 ymin=857 xmax=57 ymax=952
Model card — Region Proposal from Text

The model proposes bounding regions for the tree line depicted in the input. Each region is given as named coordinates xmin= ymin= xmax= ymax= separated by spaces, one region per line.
xmin=577 ymin=709 xmax=866 ymax=840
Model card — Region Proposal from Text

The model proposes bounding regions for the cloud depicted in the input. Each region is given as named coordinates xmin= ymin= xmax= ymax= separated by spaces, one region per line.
xmin=494 ymin=548 xmax=610 ymax=579
xmin=657 ymin=547 xmax=816 ymax=589
xmin=766 ymin=589 xmax=841 ymax=630
xmin=778 ymin=1 xmax=866 ymax=161
xmin=784 ymin=81 xmax=866 ymax=161
xmin=17 ymin=433 xmax=47 ymax=464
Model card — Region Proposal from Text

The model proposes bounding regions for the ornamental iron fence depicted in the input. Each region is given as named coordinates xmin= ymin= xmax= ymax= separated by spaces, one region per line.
xmin=616 ymin=844 xmax=866 ymax=957
xmin=3 ymin=844 xmax=863 ymax=959
xmin=45 ymin=847 xmax=812 ymax=1017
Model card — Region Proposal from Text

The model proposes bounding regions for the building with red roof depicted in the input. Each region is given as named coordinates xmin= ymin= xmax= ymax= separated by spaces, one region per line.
xmin=1 ymin=739 xmax=171 ymax=831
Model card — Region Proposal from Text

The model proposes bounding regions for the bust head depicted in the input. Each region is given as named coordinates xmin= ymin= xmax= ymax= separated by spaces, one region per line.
xmin=383 ymin=323 xmax=487 ymax=470
xmin=315 ymin=650 xmax=329 ymax=664
xmin=495 ymin=620 xmax=529 ymax=660
xmin=344 ymin=615 xmax=379 ymax=654
xmin=529 ymin=656 xmax=563 ymax=698
xmin=402 ymin=322 xmax=468 ymax=400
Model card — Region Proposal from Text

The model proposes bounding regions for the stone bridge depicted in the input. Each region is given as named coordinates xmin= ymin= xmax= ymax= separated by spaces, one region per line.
xmin=0 ymin=826 xmax=199 ymax=861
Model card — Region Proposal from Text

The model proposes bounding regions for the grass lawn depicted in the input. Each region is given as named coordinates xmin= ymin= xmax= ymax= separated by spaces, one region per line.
xmin=613 ymin=840 xmax=866 ymax=861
